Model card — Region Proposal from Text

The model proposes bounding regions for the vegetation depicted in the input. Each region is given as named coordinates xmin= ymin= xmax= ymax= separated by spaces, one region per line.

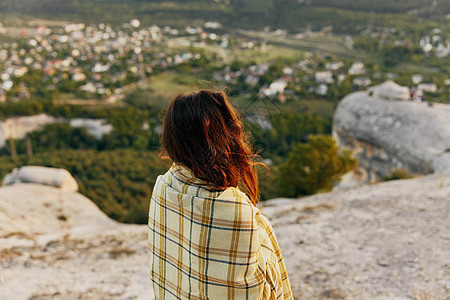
xmin=0 ymin=149 xmax=171 ymax=224
xmin=249 ymin=112 xmax=331 ymax=157
xmin=277 ymin=135 xmax=357 ymax=197
xmin=382 ymin=168 xmax=414 ymax=181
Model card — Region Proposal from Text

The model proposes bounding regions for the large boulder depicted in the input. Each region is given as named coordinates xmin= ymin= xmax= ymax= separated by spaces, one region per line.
xmin=2 ymin=166 xmax=79 ymax=192
xmin=0 ymin=183 xmax=113 ymax=235
xmin=333 ymin=82 xmax=450 ymax=182
xmin=368 ymin=80 xmax=410 ymax=101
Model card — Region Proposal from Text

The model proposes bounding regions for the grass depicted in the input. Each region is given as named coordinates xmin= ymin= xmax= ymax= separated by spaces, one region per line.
xmin=232 ymin=45 xmax=304 ymax=64
xmin=236 ymin=96 xmax=335 ymax=120
xmin=286 ymin=99 xmax=335 ymax=119
xmin=302 ymin=202 xmax=336 ymax=213
xmin=108 ymin=246 xmax=136 ymax=258
xmin=382 ymin=168 xmax=414 ymax=181
xmin=235 ymin=29 xmax=386 ymax=65
xmin=236 ymin=30 xmax=352 ymax=58
xmin=395 ymin=62 xmax=441 ymax=75
xmin=144 ymin=71 xmax=202 ymax=101
xmin=57 ymin=214 xmax=68 ymax=221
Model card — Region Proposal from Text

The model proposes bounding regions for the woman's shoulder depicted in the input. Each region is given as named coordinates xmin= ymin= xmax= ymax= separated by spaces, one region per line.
xmin=214 ymin=186 xmax=261 ymax=222
xmin=217 ymin=186 xmax=252 ymax=204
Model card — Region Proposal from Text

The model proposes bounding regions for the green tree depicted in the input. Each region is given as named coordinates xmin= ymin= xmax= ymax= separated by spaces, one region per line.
xmin=277 ymin=135 xmax=357 ymax=197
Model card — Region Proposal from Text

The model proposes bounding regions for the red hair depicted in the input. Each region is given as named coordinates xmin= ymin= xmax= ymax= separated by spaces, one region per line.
xmin=161 ymin=90 xmax=263 ymax=206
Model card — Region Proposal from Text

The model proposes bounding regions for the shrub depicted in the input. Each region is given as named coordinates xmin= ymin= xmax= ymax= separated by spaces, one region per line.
xmin=382 ymin=168 xmax=414 ymax=181
xmin=277 ymin=135 xmax=357 ymax=197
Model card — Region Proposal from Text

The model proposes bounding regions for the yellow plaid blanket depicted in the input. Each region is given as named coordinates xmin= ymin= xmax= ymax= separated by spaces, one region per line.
xmin=148 ymin=163 xmax=293 ymax=299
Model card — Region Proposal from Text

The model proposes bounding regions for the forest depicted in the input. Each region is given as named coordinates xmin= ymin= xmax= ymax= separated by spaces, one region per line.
xmin=0 ymin=85 xmax=356 ymax=223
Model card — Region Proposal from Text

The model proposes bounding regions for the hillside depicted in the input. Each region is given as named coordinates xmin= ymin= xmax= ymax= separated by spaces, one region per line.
xmin=1 ymin=170 xmax=449 ymax=299
xmin=0 ymin=0 xmax=447 ymax=33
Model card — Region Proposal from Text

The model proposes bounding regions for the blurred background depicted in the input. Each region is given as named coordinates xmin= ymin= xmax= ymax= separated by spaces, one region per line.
xmin=0 ymin=0 xmax=448 ymax=222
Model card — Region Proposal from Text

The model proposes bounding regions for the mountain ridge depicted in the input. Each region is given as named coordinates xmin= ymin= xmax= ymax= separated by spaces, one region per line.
xmin=0 ymin=0 xmax=447 ymax=32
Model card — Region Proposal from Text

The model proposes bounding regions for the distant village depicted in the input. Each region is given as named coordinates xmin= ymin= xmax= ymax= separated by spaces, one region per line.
xmin=0 ymin=19 xmax=448 ymax=104
xmin=0 ymin=19 xmax=230 ymax=103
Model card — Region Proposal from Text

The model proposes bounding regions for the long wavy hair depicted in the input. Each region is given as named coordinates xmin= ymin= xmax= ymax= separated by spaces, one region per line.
xmin=161 ymin=90 xmax=263 ymax=206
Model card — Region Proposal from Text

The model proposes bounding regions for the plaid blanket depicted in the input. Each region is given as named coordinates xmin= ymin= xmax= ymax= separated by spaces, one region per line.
xmin=148 ymin=163 xmax=293 ymax=299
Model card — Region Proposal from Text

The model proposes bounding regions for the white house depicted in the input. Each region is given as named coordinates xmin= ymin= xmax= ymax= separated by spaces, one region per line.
xmin=269 ymin=80 xmax=287 ymax=94
xmin=348 ymin=62 xmax=365 ymax=75
xmin=315 ymin=84 xmax=328 ymax=96
xmin=417 ymin=83 xmax=437 ymax=93
xmin=411 ymin=74 xmax=423 ymax=85
xmin=353 ymin=77 xmax=371 ymax=87
xmin=315 ymin=71 xmax=334 ymax=84
xmin=326 ymin=61 xmax=344 ymax=71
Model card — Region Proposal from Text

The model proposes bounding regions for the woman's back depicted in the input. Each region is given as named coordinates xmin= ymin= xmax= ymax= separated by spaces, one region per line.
xmin=148 ymin=90 xmax=293 ymax=299
xmin=149 ymin=163 xmax=292 ymax=299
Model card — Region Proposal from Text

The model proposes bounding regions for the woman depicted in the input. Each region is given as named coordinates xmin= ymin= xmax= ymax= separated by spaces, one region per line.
xmin=148 ymin=90 xmax=293 ymax=299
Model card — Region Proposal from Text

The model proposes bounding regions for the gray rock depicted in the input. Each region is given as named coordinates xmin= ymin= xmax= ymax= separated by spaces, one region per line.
xmin=2 ymin=166 xmax=78 ymax=192
xmin=265 ymin=171 xmax=450 ymax=299
xmin=0 ymin=114 xmax=113 ymax=149
xmin=0 ymin=114 xmax=58 ymax=148
xmin=368 ymin=80 xmax=410 ymax=101
xmin=333 ymin=84 xmax=450 ymax=181
xmin=0 ymin=172 xmax=449 ymax=299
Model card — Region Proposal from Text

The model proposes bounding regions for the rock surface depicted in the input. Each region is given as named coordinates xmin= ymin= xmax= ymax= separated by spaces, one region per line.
xmin=265 ymin=171 xmax=450 ymax=299
xmin=2 ymin=166 xmax=79 ymax=192
xmin=0 ymin=114 xmax=57 ymax=148
xmin=1 ymin=173 xmax=449 ymax=299
xmin=368 ymin=80 xmax=410 ymax=101
xmin=0 ymin=114 xmax=113 ymax=148
xmin=333 ymin=86 xmax=450 ymax=181
xmin=0 ymin=183 xmax=152 ymax=300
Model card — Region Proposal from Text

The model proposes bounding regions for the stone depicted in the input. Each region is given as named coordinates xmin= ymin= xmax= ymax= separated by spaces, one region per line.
xmin=0 ymin=114 xmax=58 ymax=148
xmin=0 ymin=114 xmax=113 ymax=149
xmin=2 ymin=166 xmax=79 ymax=192
xmin=368 ymin=80 xmax=410 ymax=101
xmin=0 ymin=170 xmax=448 ymax=299
xmin=333 ymin=82 xmax=450 ymax=182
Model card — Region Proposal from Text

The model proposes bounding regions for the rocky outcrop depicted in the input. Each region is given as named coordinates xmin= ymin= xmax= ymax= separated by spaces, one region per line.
xmin=368 ymin=80 xmax=410 ymax=101
xmin=0 ymin=114 xmax=113 ymax=148
xmin=0 ymin=113 xmax=57 ymax=148
xmin=0 ymin=183 xmax=111 ymax=235
xmin=264 ymin=171 xmax=450 ymax=299
xmin=333 ymin=83 xmax=450 ymax=181
xmin=0 ymin=183 xmax=150 ymax=300
xmin=0 ymin=169 xmax=449 ymax=299
xmin=2 ymin=166 xmax=78 ymax=192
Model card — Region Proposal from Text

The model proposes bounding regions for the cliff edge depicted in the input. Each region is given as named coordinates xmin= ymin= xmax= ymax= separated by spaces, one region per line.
xmin=1 ymin=169 xmax=449 ymax=299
